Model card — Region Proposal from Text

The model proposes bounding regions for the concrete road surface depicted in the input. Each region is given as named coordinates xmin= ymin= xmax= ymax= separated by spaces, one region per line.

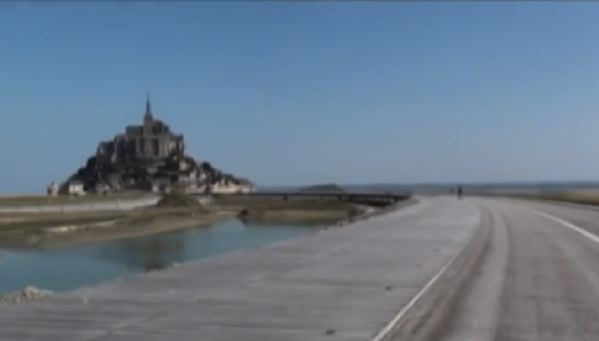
xmin=428 ymin=197 xmax=599 ymax=341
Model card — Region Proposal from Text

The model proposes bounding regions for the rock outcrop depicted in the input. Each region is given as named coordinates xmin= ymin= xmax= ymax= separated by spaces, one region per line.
xmin=0 ymin=286 xmax=54 ymax=305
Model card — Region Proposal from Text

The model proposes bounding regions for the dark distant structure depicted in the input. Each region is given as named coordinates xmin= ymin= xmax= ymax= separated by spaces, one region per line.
xmin=299 ymin=183 xmax=346 ymax=193
xmin=61 ymin=95 xmax=253 ymax=195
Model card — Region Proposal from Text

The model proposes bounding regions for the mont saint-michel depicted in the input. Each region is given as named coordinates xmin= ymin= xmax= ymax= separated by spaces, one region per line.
xmin=55 ymin=96 xmax=253 ymax=195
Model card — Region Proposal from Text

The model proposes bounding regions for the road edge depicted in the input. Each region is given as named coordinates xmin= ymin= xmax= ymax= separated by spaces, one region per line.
xmin=372 ymin=201 xmax=492 ymax=341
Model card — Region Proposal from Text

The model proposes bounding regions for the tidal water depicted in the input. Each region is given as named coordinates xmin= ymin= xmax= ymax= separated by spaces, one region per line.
xmin=0 ymin=219 xmax=323 ymax=293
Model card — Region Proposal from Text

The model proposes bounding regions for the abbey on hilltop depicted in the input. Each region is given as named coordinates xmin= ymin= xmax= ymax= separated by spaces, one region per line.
xmin=56 ymin=95 xmax=253 ymax=195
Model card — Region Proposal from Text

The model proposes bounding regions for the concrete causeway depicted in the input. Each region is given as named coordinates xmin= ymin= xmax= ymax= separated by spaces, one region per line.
xmin=0 ymin=197 xmax=480 ymax=341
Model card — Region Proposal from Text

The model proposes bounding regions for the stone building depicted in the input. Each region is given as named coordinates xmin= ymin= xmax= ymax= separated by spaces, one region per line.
xmin=96 ymin=95 xmax=184 ymax=167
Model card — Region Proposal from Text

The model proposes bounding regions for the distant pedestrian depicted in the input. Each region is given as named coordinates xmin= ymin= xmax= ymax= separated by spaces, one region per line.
xmin=457 ymin=186 xmax=463 ymax=199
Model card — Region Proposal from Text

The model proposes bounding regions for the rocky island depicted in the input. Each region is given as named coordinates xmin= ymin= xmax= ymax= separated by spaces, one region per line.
xmin=54 ymin=96 xmax=253 ymax=196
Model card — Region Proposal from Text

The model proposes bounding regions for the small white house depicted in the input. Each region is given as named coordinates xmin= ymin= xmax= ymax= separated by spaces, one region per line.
xmin=211 ymin=181 xmax=254 ymax=194
xmin=67 ymin=180 xmax=86 ymax=196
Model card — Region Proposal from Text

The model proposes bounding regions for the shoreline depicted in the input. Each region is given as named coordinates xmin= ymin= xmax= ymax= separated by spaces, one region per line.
xmin=0 ymin=206 xmax=360 ymax=250
xmin=0 ymin=210 xmax=236 ymax=249
xmin=0 ymin=193 xmax=374 ymax=249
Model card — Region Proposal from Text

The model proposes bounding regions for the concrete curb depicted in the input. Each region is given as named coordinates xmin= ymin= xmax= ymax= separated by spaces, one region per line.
xmin=373 ymin=202 xmax=493 ymax=341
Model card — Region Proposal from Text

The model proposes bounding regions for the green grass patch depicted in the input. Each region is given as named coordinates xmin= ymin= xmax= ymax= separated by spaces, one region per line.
xmin=126 ymin=207 xmax=207 ymax=226
xmin=523 ymin=191 xmax=599 ymax=206
xmin=0 ymin=213 xmax=126 ymax=233
xmin=212 ymin=195 xmax=351 ymax=211
xmin=156 ymin=191 xmax=203 ymax=209
xmin=0 ymin=192 xmax=150 ymax=207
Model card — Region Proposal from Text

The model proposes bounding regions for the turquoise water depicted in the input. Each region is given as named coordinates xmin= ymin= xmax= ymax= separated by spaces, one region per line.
xmin=0 ymin=219 xmax=322 ymax=293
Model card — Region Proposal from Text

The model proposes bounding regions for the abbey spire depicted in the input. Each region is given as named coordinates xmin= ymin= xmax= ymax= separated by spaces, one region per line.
xmin=144 ymin=92 xmax=153 ymax=122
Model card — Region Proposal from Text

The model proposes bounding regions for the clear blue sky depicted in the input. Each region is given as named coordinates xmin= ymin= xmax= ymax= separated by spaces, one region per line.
xmin=2 ymin=2 xmax=599 ymax=193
